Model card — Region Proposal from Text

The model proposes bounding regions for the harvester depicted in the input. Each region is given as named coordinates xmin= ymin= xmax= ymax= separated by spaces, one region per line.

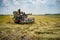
xmin=13 ymin=9 xmax=34 ymax=24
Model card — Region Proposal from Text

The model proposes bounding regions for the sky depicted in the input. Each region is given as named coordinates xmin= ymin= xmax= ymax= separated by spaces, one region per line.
xmin=0 ymin=0 xmax=60 ymax=15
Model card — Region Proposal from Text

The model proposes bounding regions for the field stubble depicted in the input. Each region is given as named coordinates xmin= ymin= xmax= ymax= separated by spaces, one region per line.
xmin=0 ymin=15 xmax=60 ymax=40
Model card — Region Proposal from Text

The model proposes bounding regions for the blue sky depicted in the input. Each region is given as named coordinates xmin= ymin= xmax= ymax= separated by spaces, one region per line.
xmin=0 ymin=0 xmax=60 ymax=15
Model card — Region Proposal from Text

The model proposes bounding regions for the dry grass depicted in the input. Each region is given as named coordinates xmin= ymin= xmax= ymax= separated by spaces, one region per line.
xmin=0 ymin=15 xmax=60 ymax=40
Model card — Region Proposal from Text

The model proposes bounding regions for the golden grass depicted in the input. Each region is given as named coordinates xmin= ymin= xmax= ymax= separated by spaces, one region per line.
xmin=0 ymin=15 xmax=60 ymax=40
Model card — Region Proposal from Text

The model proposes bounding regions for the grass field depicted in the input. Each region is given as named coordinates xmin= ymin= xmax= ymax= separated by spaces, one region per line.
xmin=0 ymin=15 xmax=60 ymax=40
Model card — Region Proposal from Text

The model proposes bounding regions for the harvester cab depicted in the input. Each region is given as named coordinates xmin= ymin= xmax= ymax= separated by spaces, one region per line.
xmin=13 ymin=9 xmax=34 ymax=23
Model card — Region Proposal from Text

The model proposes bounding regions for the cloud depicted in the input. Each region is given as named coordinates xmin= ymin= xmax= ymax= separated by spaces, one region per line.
xmin=0 ymin=0 xmax=60 ymax=14
xmin=3 ymin=0 xmax=20 ymax=6
xmin=29 ymin=0 xmax=46 ymax=5
xmin=3 ymin=0 xmax=11 ymax=6
xmin=13 ymin=0 xmax=20 ymax=5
